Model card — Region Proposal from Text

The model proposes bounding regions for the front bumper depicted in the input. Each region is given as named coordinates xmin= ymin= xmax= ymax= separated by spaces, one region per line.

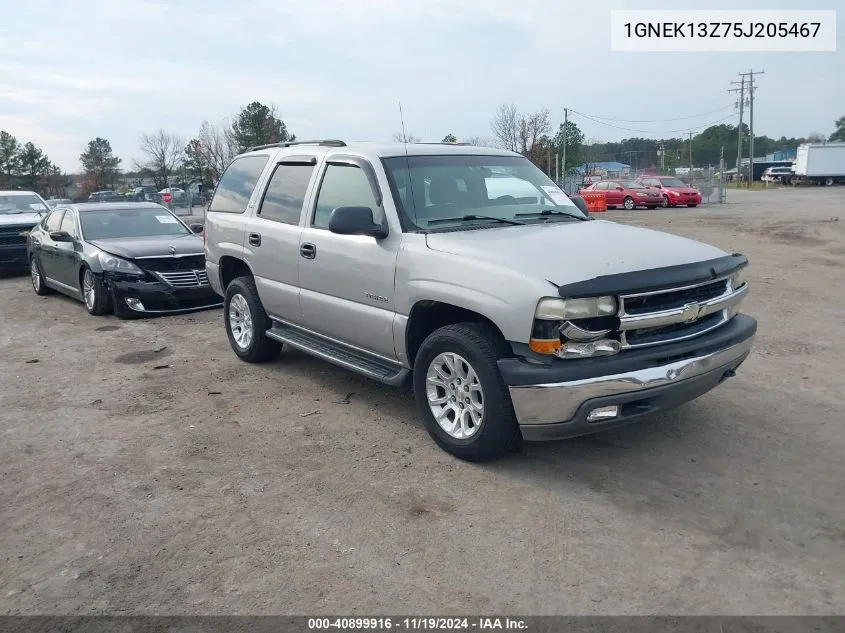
xmin=0 ymin=243 xmax=28 ymax=268
xmin=635 ymin=197 xmax=662 ymax=206
xmin=668 ymin=194 xmax=701 ymax=206
xmin=106 ymin=275 xmax=223 ymax=314
xmin=500 ymin=314 xmax=756 ymax=441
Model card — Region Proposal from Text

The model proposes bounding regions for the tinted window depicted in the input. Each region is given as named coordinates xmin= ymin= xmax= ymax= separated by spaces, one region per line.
xmin=45 ymin=210 xmax=64 ymax=232
xmin=258 ymin=163 xmax=314 ymax=224
xmin=60 ymin=211 xmax=77 ymax=236
xmin=79 ymin=208 xmax=191 ymax=240
xmin=208 ymin=155 xmax=269 ymax=214
xmin=313 ymin=164 xmax=381 ymax=229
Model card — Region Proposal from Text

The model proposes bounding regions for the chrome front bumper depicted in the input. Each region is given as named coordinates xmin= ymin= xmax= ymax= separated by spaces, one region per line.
xmin=506 ymin=326 xmax=755 ymax=440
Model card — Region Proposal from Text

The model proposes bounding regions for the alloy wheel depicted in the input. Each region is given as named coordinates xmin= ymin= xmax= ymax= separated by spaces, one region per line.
xmin=425 ymin=352 xmax=484 ymax=440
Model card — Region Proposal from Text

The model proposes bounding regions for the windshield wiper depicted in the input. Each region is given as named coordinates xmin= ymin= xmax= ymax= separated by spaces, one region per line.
xmin=426 ymin=214 xmax=526 ymax=226
xmin=515 ymin=209 xmax=588 ymax=221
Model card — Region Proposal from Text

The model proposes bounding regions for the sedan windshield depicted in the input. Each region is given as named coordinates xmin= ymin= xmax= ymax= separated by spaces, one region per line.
xmin=0 ymin=194 xmax=48 ymax=215
xmin=383 ymin=154 xmax=587 ymax=230
xmin=79 ymin=208 xmax=191 ymax=240
xmin=658 ymin=178 xmax=686 ymax=187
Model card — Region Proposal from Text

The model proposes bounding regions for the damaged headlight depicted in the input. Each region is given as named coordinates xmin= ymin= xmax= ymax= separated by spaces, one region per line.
xmin=98 ymin=252 xmax=144 ymax=275
xmin=529 ymin=296 xmax=621 ymax=358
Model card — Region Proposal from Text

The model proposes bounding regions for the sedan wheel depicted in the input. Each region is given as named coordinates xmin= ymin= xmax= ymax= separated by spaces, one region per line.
xmin=83 ymin=269 xmax=97 ymax=310
xmin=30 ymin=257 xmax=51 ymax=296
xmin=81 ymin=267 xmax=111 ymax=315
xmin=661 ymin=195 xmax=669 ymax=208
xmin=623 ymin=196 xmax=635 ymax=210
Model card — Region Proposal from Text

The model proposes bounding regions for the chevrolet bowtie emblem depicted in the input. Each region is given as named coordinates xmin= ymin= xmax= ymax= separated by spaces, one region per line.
xmin=680 ymin=302 xmax=703 ymax=323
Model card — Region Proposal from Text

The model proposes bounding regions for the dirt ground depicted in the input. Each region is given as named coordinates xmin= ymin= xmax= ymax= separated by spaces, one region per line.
xmin=1 ymin=187 xmax=844 ymax=615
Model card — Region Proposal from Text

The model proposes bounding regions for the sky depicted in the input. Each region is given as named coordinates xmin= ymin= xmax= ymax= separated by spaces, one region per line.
xmin=1 ymin=0 xmax=842 ymax=172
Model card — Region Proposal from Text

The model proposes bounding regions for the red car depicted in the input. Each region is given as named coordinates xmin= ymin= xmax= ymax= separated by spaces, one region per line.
xmin=636 ymin=175 xmax=702 ymax=208
xmin=579 ymin=179 xmax=663 ymax=210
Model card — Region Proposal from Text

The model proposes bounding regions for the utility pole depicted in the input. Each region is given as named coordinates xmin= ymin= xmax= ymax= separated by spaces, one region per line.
xmin=689 ymin=131 xmax=693 ymax=185
xmin=729 ymin=75 xmax=745 ymax=185
xmin=737 ymin=69 xmax=764 ymax=187
xmin=560 ymin=107 xmax=568 ymax=187
xmin=659 ymin=142 xmax=665 ymax=173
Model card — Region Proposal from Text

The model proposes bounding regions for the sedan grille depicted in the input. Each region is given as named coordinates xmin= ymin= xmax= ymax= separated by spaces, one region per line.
xmin=154 ymin=269 xmax=209 ymax=288
xmin=137 ymin=255 xmax=205 ymax=272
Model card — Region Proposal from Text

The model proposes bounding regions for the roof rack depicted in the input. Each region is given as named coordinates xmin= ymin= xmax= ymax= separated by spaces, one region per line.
xmin=246 ymin=139 xmax=346 ymax=152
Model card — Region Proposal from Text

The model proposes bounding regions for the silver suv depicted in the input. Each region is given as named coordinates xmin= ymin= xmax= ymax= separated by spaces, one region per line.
xmin=204 ymin=140 xmax=756 ymax=461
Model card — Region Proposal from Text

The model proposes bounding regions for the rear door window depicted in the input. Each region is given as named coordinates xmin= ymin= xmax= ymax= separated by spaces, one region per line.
xmin=258 ymin=162 xmax=316 ymax=225
xmin=208 ymin=155 xmax=270 ymax=214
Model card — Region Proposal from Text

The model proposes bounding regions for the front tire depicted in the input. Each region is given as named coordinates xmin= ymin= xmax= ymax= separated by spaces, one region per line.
xmin=661 ymin=195 xmax=669 ymax=208
xmin=30 ymin=256 xmax=52 ymax=296
xmin=623 ymin=196 xmax=635 ymax=210
xmin=224 ymin=276 xmax=281 ymax=363
xmin=81 ymin=266 xmax=111 ymax=315
xmin=413 ymin=322 xmax=520 ymax=462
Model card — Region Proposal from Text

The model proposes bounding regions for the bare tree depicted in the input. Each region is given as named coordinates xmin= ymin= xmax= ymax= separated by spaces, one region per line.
xmin=491 ymin=103 xmax=520 ymax=152
xmin=519 ymin=109 xmax=551 ymax=158
xmin=136 ymin=129 xmax=184 ymax=189
xmin=392 ymin=131 xmax=421 ymax=143
xmin=464 ymin=135 xmax=493 ymax=147
xmin=197 ymin=119 xmax=238 ymax=184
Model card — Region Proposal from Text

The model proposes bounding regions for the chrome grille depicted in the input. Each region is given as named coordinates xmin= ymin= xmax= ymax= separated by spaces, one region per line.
xmin=0 ymin=226 xmax=31 ymax=245
xmin=618 ymin=275 xmax=747 ymax=350
xmin=154 ymin=269 xmax=209 ymax=288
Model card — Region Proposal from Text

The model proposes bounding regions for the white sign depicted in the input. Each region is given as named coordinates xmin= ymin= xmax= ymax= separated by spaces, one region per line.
xmin=610 ymin=10 xmax=837 ymax=52
xmin=541 ymin=185 xmax=576 ymax=207
xmin=155 ymin=215 xmax=178 ymax=224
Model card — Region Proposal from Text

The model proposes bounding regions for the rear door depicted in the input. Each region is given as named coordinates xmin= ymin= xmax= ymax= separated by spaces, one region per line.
xmin=242 ymin=155 xmax=319 ymax=323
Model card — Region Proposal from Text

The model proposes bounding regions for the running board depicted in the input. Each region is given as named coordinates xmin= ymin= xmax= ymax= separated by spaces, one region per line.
xmin=266 ymin=322 xmax=409 ymax=386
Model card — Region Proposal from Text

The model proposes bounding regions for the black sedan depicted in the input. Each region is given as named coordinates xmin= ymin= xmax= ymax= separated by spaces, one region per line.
xmin=26 ymin=202 xmax=222 ymax=317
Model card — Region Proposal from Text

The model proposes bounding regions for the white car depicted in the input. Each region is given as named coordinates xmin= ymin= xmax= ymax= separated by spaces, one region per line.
xmin=158 ymin=187 xmax=186 ymax=199
xmin=0 ymin=190 xmax=50 ymax=271
xmin=761 ymin=166 xmax=793 ymax=184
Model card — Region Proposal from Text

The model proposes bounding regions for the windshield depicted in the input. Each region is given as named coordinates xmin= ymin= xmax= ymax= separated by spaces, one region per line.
xmin=383 ymin=154 xmax=587 ymax=230
xmin=79 ymin=208 xmax=191 ymax=240
xmin=0 ymin=194 xmax=48 ymax=215
xmin=658 ymin=178 xmax=686 ymax=187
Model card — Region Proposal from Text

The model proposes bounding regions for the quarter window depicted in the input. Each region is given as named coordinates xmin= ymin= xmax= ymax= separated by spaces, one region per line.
xmin=258 ymin=163 xmax=315 ymax=225
xmin=208 ymin=155 xmax=270 ymax=214
xmin=313 ymin=164 xmax=381 ymax=229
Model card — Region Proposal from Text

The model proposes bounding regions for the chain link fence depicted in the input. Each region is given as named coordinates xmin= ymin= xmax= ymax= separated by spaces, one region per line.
xmin=557 ymin=166 xmax=725 ymax=205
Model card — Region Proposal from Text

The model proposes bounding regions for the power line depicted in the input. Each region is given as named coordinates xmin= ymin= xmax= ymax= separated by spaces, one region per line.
xmin=571 ymin=110 xmax=738 ymax=136
xmin=568 ymin=104 xmax=734 ymax=124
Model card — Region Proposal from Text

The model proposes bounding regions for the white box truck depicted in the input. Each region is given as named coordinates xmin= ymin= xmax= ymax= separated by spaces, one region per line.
xmin=791 ymin=143 xmax=845 ymax=186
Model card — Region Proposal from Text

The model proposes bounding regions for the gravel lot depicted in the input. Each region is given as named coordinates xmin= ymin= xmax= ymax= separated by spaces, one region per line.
xmin=1 ymin=187 xmax=844 ymax=615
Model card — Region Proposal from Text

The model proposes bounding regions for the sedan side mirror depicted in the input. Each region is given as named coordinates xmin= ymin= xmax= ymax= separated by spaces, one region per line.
xmin=328 ymin=206 xmax=388 ymax=239
xmin=189 ymin=223 xmax=204 ymax=233
xmin=49 ymin=231 xmax=74 ymax=242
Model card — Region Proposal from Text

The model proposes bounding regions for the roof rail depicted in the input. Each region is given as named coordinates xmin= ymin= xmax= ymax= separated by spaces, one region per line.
xmin=246 ymin=139 xmax=347 ymax=152
xmin=412 ymin=141 xmax=473 ymax=146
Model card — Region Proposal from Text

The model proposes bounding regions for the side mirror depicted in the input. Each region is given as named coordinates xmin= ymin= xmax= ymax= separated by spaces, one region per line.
xmin=49 ymin=231 xmax=73 ymax=242
xmin=328 ymin=206 xmax=388 ymax=239
xmin=190 ymin=223 xmax=204 ymax=233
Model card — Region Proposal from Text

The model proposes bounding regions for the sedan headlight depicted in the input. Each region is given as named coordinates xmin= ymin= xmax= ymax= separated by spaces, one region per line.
xmin=98 ymin=252 xmax=144 ymax=275
xmin=535 ymin=296 xmax=617 ymax=320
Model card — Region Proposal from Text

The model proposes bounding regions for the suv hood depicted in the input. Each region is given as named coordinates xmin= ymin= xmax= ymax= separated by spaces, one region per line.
xmin=89 ymin=234 xmax=204 ymax=259
xmin=425 ymin=220 xmax=726 ymax=287
xmin=0 ymin=212 xmax=44 ymax=228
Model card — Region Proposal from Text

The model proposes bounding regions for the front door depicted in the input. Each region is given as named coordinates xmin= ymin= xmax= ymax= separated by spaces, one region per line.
xmin=298 ymin=159 xmax=400 ymax=360
xmin=37 ymin=209 xmax=66 ymax=281
xmin=55 ymin=209 xmax=83 ymax=289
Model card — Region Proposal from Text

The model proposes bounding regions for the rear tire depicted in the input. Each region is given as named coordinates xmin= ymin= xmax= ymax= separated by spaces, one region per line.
xmin=224 ymin=276 xmax=281 ymax=363
xmin=30 ymin=256 xmax=52 ymax=296
xmin=413 ymin=322 xmax=520 ymax=462
xmin=824 ymin=177 xmax=835 ymax=186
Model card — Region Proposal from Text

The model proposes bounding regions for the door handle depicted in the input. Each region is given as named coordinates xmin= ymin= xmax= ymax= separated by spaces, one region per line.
xmin=248 ymin=233 xmax=261 ymax=247
xmin=300 ymin=243 xmax=316 ymax=259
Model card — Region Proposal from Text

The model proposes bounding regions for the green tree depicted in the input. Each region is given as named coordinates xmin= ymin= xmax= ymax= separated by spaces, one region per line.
xmin=231 ymin=102 xmax=294 ymax=152
xmin=17 ymin=142 xmax=52 ymax=191
xmin=553 ymin=120 xmax=585 ymax=172
xmin=0 ymin=130 xmax=22 ymax=188
xmin=184 ymin=138 xmax=211 ymax=189
xmin=441 ymin=133 xmax=458 ymax=143
xmin=80 ymin=137 xmax=122 ymax=192
xmin=830 ymin=116 xmax=845 ymax=142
